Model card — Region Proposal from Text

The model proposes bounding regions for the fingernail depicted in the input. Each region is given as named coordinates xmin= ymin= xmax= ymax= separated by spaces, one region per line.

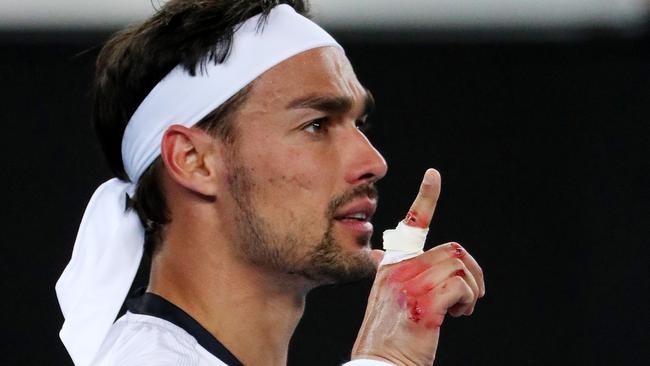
xmin=423 ymin=169 xmax=435 ymax=185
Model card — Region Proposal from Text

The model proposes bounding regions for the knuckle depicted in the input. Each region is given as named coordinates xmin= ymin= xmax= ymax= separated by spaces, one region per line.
xmin=461 ymin=281 xmax=473 ymax=293
xmin=451 ymin=258 xmax=465 ymax=270
xmin=450 ymin=275 xmax=473 ymax=296
xmin=447 ymin=242 xmax=466 ymax=258
xmin=448 ymin=275 xmax=465 ymax=288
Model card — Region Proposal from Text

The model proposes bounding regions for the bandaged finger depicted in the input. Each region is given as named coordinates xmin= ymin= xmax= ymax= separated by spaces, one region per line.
xmin=380 ymin=221 xmax=428 ymax=266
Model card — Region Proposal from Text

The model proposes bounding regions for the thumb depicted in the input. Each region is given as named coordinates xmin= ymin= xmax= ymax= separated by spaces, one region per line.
xmin=404 ymin=168 xmax=441 ymax=228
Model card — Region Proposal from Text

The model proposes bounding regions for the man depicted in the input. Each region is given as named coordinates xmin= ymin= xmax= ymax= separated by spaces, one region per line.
xmin=56 ymin=1 xmax=485 ymax=365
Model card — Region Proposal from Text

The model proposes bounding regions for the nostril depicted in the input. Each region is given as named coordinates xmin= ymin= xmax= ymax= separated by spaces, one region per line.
xmin=358 ymin=172 xmax=375 ymax=181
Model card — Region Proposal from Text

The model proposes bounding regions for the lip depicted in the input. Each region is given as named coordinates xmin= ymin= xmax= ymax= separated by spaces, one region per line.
xmin=334 ymin=197 xmax=377 ymax=221
xmin=333 ymin=197 xmax=377 ymax=237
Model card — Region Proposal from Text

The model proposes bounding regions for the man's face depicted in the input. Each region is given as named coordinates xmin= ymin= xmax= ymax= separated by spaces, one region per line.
xmin=221 ymin=47 xmax=387 ymax=285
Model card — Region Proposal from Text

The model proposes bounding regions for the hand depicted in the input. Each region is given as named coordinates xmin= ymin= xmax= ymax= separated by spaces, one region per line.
xmin=352 ymin=169 xmax=486 ymax=366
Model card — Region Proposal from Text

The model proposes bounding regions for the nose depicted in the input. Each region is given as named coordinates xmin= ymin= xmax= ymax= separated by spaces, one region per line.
xmin=342 ymin=128 xmax=388 ymax=185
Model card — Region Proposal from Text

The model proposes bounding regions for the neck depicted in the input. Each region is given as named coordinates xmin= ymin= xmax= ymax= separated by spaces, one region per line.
xmin=148 ymin=225 xmax=312 ymax=366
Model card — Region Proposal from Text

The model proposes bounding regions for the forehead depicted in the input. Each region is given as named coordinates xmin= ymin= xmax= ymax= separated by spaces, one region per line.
xmin=244 ymin=46 xmax=365 ymax=107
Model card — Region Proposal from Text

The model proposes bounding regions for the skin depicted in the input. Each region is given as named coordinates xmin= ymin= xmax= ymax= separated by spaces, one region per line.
xmin=150 ymin=46 xmax=387 ymax=366
xmin=148 ymin=47 xmax=485 ymax=366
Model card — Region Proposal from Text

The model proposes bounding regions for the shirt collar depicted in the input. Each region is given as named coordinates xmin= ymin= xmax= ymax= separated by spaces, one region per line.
xmin=127 ymin=291 xmax=244 ymax=366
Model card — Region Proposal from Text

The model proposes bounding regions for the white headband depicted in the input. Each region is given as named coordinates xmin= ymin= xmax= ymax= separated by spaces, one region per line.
xmin=56 ymin=5 xmax=341 ymax=365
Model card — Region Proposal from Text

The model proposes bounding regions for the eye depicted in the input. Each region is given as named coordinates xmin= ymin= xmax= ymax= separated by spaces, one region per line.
xmin=303 ymin=117 xmax=328 ymax=134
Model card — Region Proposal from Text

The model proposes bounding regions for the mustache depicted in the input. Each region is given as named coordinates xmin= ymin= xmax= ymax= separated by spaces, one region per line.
xmin=327 ymin=183 xmax=379 ymax=219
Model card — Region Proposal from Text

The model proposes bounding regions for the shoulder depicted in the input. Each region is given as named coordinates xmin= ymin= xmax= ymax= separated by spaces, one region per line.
xmin=92 ymin=312 xmax=201 ymax=366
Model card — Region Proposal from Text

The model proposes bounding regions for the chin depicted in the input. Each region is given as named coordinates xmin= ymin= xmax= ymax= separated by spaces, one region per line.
xmin=303 ymin=239 xmax=377 ymax=286
xmin=333 ymin=227 xmax=373 ymax=252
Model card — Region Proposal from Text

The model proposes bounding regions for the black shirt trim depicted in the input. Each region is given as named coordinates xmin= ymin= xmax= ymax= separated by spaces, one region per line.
xmin=127 ymin=291 xmax=244 ymax=366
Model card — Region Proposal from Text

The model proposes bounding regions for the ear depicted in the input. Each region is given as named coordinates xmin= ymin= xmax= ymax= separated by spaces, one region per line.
xmin=160 ymin=124 xmax=223 ymax=197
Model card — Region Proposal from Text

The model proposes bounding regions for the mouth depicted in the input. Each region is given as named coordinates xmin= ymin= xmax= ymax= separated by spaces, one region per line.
xmin=332 ymin=198 xmax=377 ymax=238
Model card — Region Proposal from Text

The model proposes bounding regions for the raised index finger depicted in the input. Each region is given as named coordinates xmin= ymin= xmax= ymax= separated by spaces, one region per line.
xmin=404 ymin=168 xmax=441 ymax=229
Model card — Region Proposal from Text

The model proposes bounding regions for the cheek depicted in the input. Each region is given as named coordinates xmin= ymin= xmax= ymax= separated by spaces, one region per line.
xmin=235 ymin=133 xmax=337 ymax=222
xmin=266 ymin=173 xmax=314 ymax=192
xmin=245 ymin=149 xmax=327 ymax=223
xmin=259 ymin=147 xmax=323 ymax=192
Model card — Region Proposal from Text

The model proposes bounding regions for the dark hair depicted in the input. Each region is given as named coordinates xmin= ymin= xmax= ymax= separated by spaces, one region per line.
xmin=93 ymin=0 xmax=311 ymax=258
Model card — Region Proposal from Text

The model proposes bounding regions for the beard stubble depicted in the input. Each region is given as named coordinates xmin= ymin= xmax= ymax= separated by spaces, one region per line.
xmin=226 ymin=163 xmax=378 ymax=285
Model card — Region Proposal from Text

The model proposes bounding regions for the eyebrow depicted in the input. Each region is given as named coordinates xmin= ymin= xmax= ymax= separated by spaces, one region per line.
xmin=287 ymin=88 xmax=375 ymax=117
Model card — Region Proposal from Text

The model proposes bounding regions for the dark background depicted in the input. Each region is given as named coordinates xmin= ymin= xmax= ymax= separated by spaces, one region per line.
xmin=2 ymin=26 xmax=649 ymax=365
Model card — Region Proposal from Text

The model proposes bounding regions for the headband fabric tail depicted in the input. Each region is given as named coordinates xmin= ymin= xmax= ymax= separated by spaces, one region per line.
xmin=55 ymin=178 xmax=144 ymax=366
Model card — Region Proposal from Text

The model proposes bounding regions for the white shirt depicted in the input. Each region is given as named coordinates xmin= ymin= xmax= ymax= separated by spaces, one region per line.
xmin=91 ymin=292 xmax=391 ymax=366
xmin=93 ymin=312 xmax=226 ymax=366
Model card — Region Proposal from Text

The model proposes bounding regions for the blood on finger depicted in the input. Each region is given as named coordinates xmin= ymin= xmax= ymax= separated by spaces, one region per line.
xmin=408 ymin=299 xmax=423 ymax=322
xmin=404 ymin=290 xmax=444 ymax=329
xmin=387 ymin=259 xmax=430 ymax=283
xmin=404 ymin=210 xmax=427 ymax=228
xmin=450 ymin=243 xmax=465 ymax=259
xmin=388 ymin=261 xmax=444 ymax=329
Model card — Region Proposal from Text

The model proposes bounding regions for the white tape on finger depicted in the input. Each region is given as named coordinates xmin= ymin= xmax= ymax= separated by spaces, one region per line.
xmin=380 ymin=221 xmax=428 ymax=266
